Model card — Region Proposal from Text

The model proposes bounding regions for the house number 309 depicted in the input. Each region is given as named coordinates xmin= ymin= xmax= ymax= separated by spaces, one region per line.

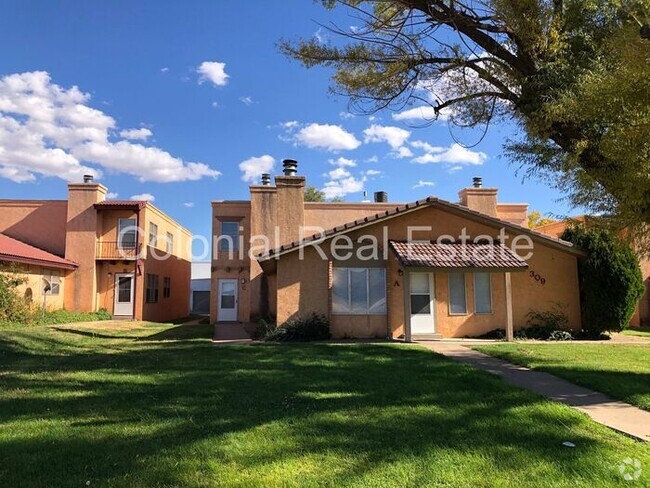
xmin=529 ymin=270 xmax=546 ymax=285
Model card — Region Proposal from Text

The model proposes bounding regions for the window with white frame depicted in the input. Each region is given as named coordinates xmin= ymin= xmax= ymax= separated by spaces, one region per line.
xmin=118 ymin=218 xmax=137 ymax=249
xmin=166 ymin=231 xmax=174 ymax=254
xmin=149 ymin=222 xmax=158 ymax=247
xmin=42 ymin=270 xmax=60 ymax=295
xmin=473 ymin=272 xmax=493 ymax=314
xmin=332 ymin=268 xmax=386 ymax=315
xmin=448 ymin=272 xmax=467 ymax=314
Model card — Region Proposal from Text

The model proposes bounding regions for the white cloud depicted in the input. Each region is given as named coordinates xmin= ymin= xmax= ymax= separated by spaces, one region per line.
xmin=393 ymin=105 xmax=454 ymax=122
xmin=393 ymin=146 xmax=414 ymax=159
xmin=413 ymin=180 xmax=435 ymax=189
xmin=239 ymin=154 xmax=275 ymax=183
xmin=239 ymin=96 xmax=254 ymax=106
xmin=329 ymin=157 xmax=356 ymax=167
xmin=339 ymin=111 xmax=354 ymax=120
xmin=448 ymin=165 xmax=463 ymax=173
xmin=0 ymin=71 xmax=220 ymax=183
xmin=211 ymin=101 xmax=219 ymax=109
xmin=366 ymin=155 xmax=379 ymax=163
xmin=281 ymin=120 xmax=299 ymax=130
xmin=130 ymin=193 xmax=155 ymax=202
xmin=411 ymin=140 xmax=444 ymax=153
xmin=295 ymin=123 xmax=361 ymax=151
xmin=412 ymin=143 xmax=487 ymax=165
xmin=106 ymin=192 xmax=119 ymax=199
xmin=322 ymin=176 xmax=365 ymax=199
xmin=365 ymin=169 xmax=381 ymax=176
xmin=363 ymin=124 xmax=410 ymax=149
xmin=119 ymin=127 xmax=152 ymax=141
xmin=327 ymin=167 xmax=351 ymax=180
xmin=160 ymin=67 xmax=169 ymax=73
xmin=197 ymin=61 xmax=229 ymax=86
xmin=183 ymin=202 xmax=195 ymax=208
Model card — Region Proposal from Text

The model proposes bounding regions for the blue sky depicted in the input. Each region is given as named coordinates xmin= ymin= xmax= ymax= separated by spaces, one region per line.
xmin=0 ymin=0 xmax=575 ymax=252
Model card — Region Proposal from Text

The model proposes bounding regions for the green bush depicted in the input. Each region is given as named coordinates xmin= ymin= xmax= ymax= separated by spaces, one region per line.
xmin=561 ymin=225 xmax=644 ymax=333
xmin=252 ymin=316 xmax=277 ymax=340
xmin=0 ymin=265 xmax=32 ymax=324
xmin=264 ymin=313 xmax=330 ymax=342
xmin=548 ymin=330 xmax=573 ymax=341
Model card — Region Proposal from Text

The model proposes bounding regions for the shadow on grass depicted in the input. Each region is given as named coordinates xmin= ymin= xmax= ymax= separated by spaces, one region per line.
xmin=0 ymin=330 xmax=645 ymax=487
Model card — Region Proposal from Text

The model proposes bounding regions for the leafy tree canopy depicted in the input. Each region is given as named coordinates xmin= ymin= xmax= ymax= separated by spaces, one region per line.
xmin=305 ymin=185 xmax=327 ymax=202
xmin=281 ymin=0 xmax=650 ymax=250
xmin=527 ymin=210 xmax=558 ymax=228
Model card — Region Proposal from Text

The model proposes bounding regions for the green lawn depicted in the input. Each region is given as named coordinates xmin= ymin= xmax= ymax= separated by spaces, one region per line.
xmin=622 ymin=326 xmax=650 ymax=338
xmin=474 ymin=343 xmax=650 ymax=411
xmin=1 ymin=323 xmax=648 ymax=487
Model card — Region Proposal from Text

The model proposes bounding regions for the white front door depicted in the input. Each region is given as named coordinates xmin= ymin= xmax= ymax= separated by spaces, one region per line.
xmin=410 ymin=272 xmax=435 ymax=334
xmin=114 ymin=273 xmax=134 ymax=316
xmin=217 ymin=279 xmax=238 ymax=322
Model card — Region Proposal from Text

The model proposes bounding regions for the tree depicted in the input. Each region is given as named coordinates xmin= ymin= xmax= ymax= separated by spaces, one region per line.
xmin=281 ymin=0 xmax=650 ymax=250
xmin=561 ymin=225 xmax=644 ymax=334
xmin=305 ymin=185 xmax=327 ymax=202
xmin=527 ymin=210 xmax=557 ymax=229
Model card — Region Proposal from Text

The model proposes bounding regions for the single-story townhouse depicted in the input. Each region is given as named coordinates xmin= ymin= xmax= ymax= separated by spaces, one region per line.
xmin=211 ymin=160 xmax=583 ymax=340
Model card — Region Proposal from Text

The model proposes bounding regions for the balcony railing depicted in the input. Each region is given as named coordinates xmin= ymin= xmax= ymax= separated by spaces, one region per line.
xmin=96 ymin=241 xmax=141 ymax=260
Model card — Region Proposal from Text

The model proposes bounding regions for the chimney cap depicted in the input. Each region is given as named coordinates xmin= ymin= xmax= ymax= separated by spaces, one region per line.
xmin=261 ymin=173 xmax=271 ymax=186
xmin=282 ymin=159 xmax=298 ymax=176
xmin=374 ymin=191 xmax=388 ymax=203
xmin=83 ymin=174 xmax=94 ymax=183
xmin=472 ymin=176 xmax=483 ymax=188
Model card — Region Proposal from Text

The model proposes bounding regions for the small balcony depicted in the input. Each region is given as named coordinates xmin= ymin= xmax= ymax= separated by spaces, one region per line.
xmin=96 ymin=241 xmax=141 ymax=260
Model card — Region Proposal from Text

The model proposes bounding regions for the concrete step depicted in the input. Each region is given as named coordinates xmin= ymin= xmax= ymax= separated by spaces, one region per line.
xmin=413 ymin=333 xmax=444 ymax=341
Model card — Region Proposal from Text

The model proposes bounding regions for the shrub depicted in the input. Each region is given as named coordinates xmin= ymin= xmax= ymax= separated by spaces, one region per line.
xmin=252 ymin=316 xmax=277 ymax=340
xmin=0 ymin=265 xmax=32 ymax=324
xmin=548 ymin=330 xmax=573 ymax=341
xmin=561 ymin=225 xmax=644 ymax=333
xmin=264 ymin=313 xmax=330 ymax=342
xmin=475 ymin=328 xmax=506 ymax=340
xmin=33 ymin=308 xmax=112 ymax=325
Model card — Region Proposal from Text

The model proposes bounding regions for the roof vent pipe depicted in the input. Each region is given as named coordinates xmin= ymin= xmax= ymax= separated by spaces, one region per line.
xmin=261 ymin=173 xmax=271 ymax=186
xmin=83 ymin=174 xmax=94 ymax=183
xmin=374 ymin=191 xmax=388 ymax=203
xmin=282 ymin=159 xmax=298 ymax=176
xmin=472 ymin=177 xmax=483 ymax=188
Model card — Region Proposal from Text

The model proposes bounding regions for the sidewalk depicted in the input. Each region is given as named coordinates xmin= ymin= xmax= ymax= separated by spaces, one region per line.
xmin=419 ymin=341 xmax=650 ymax=442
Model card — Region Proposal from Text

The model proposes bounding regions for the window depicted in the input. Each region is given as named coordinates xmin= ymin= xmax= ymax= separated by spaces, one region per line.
xmin=332 ymin=268 xmax=386 ymax=315
xmin=146 ymin=273 xmax=159 ymax=303
xmin=410 ymin=273 xmax=431 ymax=315
xmin=474 ymin=272 xmax=492 ymax=314
xmin=166 ymin=232 xmax=174 ymax=254
xmin=42 ymin=270 xmax=60 ymax=295
xmin=448 ymin=272 xmax=467 ymax=314
xmin=163 ymin=277 xmax=171 ymax=298
xmin=118 ymin=218 xmax=137 ymax=249
xmin=219 ymin=221 xmax=240 ymax=252
xmin=149 ymin=222 xmax=158 ymax=247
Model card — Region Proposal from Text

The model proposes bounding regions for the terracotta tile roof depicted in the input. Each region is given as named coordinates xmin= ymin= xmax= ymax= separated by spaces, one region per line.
xmin=257 ymin=195 xmax=582 ymax=262
xmin=0 ymin=233 xmax=77 ymax=269
xmin=389 ymin=241 xmax=528 ymax=270
xmin=95 ymin=200 xmax=147 ymax=210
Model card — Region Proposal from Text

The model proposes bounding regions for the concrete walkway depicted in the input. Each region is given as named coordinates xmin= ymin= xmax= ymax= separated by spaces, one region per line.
xmin=212 ymin=323 xmax=252 ymax=344
xmin=419 ymin=342 xmax=650 ymax=442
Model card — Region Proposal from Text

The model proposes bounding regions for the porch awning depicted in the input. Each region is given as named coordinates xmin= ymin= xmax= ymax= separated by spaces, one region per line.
xmin=389 ymin=241 xmax=528 ymax=271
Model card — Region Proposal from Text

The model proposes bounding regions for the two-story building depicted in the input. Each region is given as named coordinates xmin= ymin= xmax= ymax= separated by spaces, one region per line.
xmin=211 ymin=160 xmax=583 ymax=340
xmin=0 ymin=176 xmax=191 ymax=321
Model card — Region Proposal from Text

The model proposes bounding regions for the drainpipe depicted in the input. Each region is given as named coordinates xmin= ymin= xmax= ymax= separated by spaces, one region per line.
xmin=133 ymin=207 xmax=141 ymax=320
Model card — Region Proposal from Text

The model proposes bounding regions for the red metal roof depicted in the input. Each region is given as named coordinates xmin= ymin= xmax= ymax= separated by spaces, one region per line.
xmin=95 ymin=200 xmax=146 ymax=210
xmin=389 ymin=241 xmax=528 ymax=270
xmin=257 ymin=195 xmax=582 ymax=262
xmin=0 ymin=233 xmax=78 ymax=269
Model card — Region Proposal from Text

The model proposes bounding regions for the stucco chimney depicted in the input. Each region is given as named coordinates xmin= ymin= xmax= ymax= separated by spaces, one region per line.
xmin=64 ymin=181 xmax=107 ymax=312
xmin=458 ymin=178 xmax=498 ymax=217
xmin=275 ymin=159 xmax=305 ymax=244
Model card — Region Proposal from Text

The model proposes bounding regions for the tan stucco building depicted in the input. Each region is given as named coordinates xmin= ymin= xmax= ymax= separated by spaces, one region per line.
xmin=0 ymin=177 xmax=191 ymax=321
xmin=211 ymin=160 xmax=583 ymax=340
